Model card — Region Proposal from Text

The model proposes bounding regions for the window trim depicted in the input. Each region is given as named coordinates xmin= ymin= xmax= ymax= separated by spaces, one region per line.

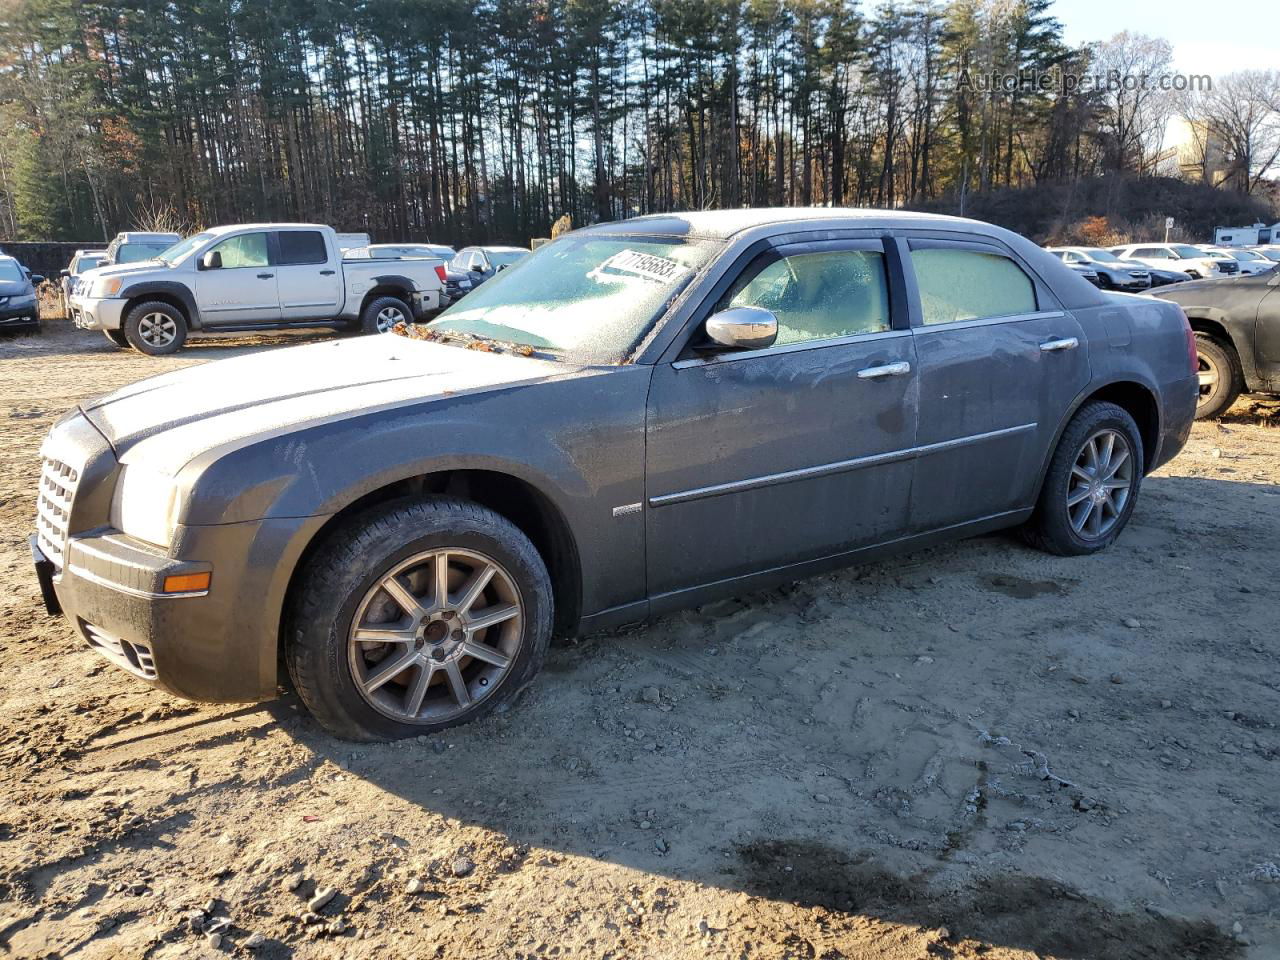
xmin=899 ymin=235 xmax=1058 ymax=328
xmin=666 ymin=236 xmax=906 ymax=366
xmin=274 ymin=229 xmax=329 ymax=266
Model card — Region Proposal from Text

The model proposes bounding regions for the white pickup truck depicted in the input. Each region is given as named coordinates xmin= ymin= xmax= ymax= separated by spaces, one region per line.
xmin=69 ymin=222 xmax=446 ymax=355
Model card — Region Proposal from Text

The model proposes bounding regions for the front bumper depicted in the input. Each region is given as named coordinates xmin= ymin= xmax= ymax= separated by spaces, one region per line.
xmin=69 ymin=295 xmax=127 ymax=331
xmin=37 ymin=514 xmax=326 ymax=703
xmin=0 ymin=302 xmax=39 ymax=328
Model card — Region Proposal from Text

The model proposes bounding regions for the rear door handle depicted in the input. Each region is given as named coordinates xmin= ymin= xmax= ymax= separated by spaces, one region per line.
xmin=857 ymin=361 xmax=911 ymax=380
xmin=257 ymin=272 xmax=275 ymax=280
xmin=319 ymin=269 xmax=336 ymax=276
xmin=1040 ymin=337 xmax=1078 ymax=352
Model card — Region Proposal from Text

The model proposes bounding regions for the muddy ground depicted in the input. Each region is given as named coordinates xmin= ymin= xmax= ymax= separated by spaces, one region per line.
xmin=1 ymin=319 xmax=1278 ymax=959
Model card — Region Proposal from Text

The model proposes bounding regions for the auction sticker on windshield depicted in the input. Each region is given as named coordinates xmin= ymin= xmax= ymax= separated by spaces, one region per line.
xmin=591 ymin=249 xmax=689 ymax=284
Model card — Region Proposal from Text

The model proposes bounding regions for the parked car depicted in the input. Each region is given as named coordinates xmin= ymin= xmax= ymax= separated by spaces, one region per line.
xmin=1202 ymin=247 xmax=1276 ymax=276
xmin=0 ymin=255 xmax=42 ymax=334
xmin=1110 ymin=243 xmax=1236 ymax=279
xmin=1067 ymin=263 xmax=1100 ymax=285
xmin=1046 ymin=247 xmax=1150 ymax=290
xmin=68 ymin=223 xmax=446 ymax=354
xmin=1151 ymin=271 xmax=1280 ymax=418
xmin=33 ymin=209 xmax=1198 ymax=739
xmin=1139 ymin=265 xmax=1192 ymax=287
xmin=450 ymin=245 xmax=529 ymax=287
xmin=59 ymin=249 xmax=107 ymax=303
xmin=101 ymin=231 xmax=182 ymax=267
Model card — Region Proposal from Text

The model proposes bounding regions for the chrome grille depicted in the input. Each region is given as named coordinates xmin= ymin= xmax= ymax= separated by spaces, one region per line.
xmin=36 ymin=457 xmax=79 ymax=568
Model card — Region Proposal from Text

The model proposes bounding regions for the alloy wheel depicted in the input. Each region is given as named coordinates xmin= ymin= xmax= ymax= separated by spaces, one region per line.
xmin=138 ymin=312 xmax=177 ymax=347
xmin=375 ymin=306 xmax=406 ymax=333
xmin=1066 ymin=428 xmax=1133 ymax=540
xmin=347 ymin=548 xmax=523 ymax=723
xmin=1196 ymin=352 xmax=1219 ymax=411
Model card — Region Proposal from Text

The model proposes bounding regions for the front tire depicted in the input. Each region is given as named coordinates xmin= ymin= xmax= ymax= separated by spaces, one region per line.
xmin=360 ymin=295 xmax=412 ymax=335
xmin=1193 ymin=334 xmax=1243 ymax=420
xmin=1022 ymin=401 xmax=1143 ymax=556
xmin=286 ymin=498 xmax=553 ymax=741
xmin=123 ymin=301 xmax=187 ymax=355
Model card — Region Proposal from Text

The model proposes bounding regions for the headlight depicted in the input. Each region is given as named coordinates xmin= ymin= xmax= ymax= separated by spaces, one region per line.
xmin=110 ymin=466 xmax=183 ymax=547
xmin=92 ymin=276 xmax=124 ymax=298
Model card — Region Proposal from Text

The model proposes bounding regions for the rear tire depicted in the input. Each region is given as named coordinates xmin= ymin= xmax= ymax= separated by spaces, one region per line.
xmin=360 ymin=295 xmax=412 ymax=335
xmin=1193 ymin=334 xmax=1242 ymax=420
xmin=123 ymin=301 xmax=187 ymax=355
xmin=103 ymin=329 xmax=129 ymax=348
xmin=286 ymin=498 xmax=553 ymax=741
xmin=1022 ymin=401 xmax=1143 ymax=556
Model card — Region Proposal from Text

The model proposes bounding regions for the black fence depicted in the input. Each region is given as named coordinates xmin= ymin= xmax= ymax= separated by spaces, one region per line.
xmin=0 ymin=242 xmax=104 ymax=281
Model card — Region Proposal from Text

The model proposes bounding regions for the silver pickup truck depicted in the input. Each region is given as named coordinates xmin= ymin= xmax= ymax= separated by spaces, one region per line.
xmin=69 ymin=222 xmax=446 ymax=354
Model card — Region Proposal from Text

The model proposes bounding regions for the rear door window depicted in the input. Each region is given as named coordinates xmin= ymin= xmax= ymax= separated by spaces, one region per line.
xmin=277 ymin=231 xmax=328 ymax=265
xmin=908 ymin=247 xmax=1037 ymax=325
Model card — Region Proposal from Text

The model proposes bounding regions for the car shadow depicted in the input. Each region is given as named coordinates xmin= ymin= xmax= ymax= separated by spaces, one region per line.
xmin=278 ymin=472 xmax=1275 ymax=959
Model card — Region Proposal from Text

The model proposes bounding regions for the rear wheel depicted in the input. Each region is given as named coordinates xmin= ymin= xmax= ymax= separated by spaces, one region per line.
xmin=286 ymin=498 xmax=553 ymax=741
xmin=1022 ymin=401 xmax=1143 ymax=556
xmin=123 ymin=301 xmax=187 ymax=355
xmin=1193 ymin=334 xmax=1242 ymax=420
xmin=360 ymin=295 xmax=412 ymax=335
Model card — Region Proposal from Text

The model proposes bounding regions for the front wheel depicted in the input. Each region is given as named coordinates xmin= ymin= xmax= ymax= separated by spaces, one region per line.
xmin=1022 ymin=401 xmax=1143 ymax=556
xmin=123 ymin=301 xmax=187 ymax=355
xmin=359 ymin=295 xmax=412 ymax=335
xmin=1193 ymin=334 xmax=1243 ymax=420
xmin=286 ymin=498 xmax=553 ymax=741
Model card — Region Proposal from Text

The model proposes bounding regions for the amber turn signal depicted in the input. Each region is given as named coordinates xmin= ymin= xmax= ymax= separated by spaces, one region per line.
xmin=162 ymin=571 xmax=211 ymax=593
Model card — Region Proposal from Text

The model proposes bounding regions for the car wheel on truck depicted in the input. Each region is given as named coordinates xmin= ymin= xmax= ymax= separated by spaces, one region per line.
xmin=103 ymin=329 xmax=129 ymax=348
xmin=1192 ymin=334 xmax=1243 ymax=420
xmin=123 ymin=301 xmax=187 ymax=355
xmin=360 ymin=295 xmax=412 ymax=335
xmin=286 ymin=497 xmax=553 ymax=741
xmin=1022 ymin=401 xmax=1144 ymax=557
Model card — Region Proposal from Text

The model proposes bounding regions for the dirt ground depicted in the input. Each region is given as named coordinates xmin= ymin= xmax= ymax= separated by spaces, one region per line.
xmin=1 ymin=318 xmax=1278 ymax=960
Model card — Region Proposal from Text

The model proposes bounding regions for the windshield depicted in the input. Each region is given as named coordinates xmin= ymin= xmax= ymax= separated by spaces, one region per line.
xmin=0 ymin=259 xmax=24 ymax=282
xmin=1171 ymin=245 xmax=1204 ymax=259
xmin=1257 ymin=250 xmax=1280 ymax=262
xmin=158 ymin=233 xmax=212 ymax=264
xmin=1231 ymin=250 xmax=1263 ymax=261
xmin=118 ymin=242 xmax=175 ymax=264
xmin=427 ymin=235 xmax=716 ymax=361
xmin=76 ymin=255 xmax=103 ymax=272
xmin=1084 ymin=248 xmax=1124 ymax=263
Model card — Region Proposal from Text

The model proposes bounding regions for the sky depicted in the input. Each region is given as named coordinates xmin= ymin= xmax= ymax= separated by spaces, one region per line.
xmin=1055 ymin=0 xmax=1277 ymax=74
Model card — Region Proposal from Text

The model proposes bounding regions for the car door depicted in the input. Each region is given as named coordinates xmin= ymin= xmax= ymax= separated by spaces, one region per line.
xmin=644 ymin=238 xmax=919 ymax=599
xmin=194 ymin=231 xmax=280 ymax=325
xmin=1253 ymin=277 xmax=1280 ymax=387
xmin=273 ymin=229 xmax=341 ymax=321
xmin=901 ymin=236 xmax=1091 ymax=532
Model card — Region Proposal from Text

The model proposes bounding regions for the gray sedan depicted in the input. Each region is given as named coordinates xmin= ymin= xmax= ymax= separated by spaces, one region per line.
xmin=34 ymin=209 xmax=1198 ymax=740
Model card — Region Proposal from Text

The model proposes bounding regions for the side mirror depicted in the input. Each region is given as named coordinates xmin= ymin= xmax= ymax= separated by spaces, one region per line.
xmin=201 ymin=250 xmax=222 ymax=270
xmin=496 ymin=263 xmax=509 ymax=272
xmin=60 ymin=269 xmax=70 ymax=277
xmin=704 ymin=306 xmax=778 ymax=351
xmin=31 ymin=275 xmax=45 ymax=285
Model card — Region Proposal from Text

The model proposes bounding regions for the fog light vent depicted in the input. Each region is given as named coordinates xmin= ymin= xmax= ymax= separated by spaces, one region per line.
xmin=82 ymin=622 xmax=157 ymax=680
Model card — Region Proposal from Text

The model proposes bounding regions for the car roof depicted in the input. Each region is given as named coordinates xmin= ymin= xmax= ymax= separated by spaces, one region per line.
xmin=115 ymin=232 xmax=181 ymax=242
xmin=580 ymin=207 xmax=996 ymax=242
xmin=203 ymin=223 xmax=330 ymax=236
xmin=477 ymin=245 xmax=528 ymax=252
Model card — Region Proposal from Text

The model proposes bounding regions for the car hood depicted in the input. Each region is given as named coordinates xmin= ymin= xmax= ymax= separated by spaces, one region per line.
xmin=87 ymin=261 xmax=168 ymax=281
xmin=0 ymin=279 xmax=32 ymax=297
xmin=80 ymin=334 xmax=581 ymax=472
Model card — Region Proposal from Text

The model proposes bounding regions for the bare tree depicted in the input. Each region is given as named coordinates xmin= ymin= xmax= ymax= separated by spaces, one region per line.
xmin=1092 ymin=32 xmax=1174 ymax=175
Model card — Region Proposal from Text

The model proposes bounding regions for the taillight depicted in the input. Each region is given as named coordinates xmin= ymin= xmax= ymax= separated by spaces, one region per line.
xmin=434 ymin=264 xmax=447 ymax=284
xmin=1181 ymin=309 xmax=1198 ymax=375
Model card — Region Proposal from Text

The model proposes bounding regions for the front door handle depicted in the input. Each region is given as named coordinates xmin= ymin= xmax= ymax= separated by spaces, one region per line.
xmin=1040 ymin=337 xmax=1079 ymax=352
xmin=857 ymin=361 xmax=912 ymax=380
xmin=319 ymin=269 xmax=336 ymax=276
xmin=257 ymin=272 xmax=275 ymax=280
